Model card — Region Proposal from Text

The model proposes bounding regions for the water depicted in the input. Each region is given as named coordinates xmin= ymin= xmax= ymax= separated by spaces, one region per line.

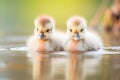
xmin=0 ymin=35 xmax=120 ymax=80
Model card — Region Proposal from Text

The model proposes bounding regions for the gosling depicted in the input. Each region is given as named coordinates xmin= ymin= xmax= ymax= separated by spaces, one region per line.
xmin=27 ymin=15 xmax=63 ymax=52
xmin=64 ymin=16 xmax=103 ymax=51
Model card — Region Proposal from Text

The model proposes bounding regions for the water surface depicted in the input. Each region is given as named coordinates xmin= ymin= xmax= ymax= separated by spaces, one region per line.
xmin=0 ymin=36 xmax=120 ymax=80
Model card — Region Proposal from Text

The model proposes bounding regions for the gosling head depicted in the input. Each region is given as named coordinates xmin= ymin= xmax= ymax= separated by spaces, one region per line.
xmin=34 ymin=15 xmax=55 ymax=40
xmin=67 ymin=16 xmax=87 ymax=41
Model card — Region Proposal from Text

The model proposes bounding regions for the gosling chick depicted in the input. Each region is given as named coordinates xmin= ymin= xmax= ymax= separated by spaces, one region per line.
xmin=27 ymin=15 xmax=63 ymax=51
xmin=65 ymin=16 xmax=103 ymax=51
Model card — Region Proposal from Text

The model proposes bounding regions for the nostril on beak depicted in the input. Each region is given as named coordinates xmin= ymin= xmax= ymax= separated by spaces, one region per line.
xmin=39 ymin=32 xmax=45 ymax=39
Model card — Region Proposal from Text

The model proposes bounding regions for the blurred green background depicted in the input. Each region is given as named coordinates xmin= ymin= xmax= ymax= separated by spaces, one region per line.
xmin=0 ymin=0 xmax=112 ymax=36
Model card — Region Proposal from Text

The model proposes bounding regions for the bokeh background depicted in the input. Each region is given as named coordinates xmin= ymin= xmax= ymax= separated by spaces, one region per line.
xmin=0 ymin=1 xmax=120 ymax=80
xmin=0 ymin=0 xmax=112 ymax=36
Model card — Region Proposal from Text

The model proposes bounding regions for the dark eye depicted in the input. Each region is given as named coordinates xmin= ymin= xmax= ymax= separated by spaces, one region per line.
xmin=81 ymin=29 xmax=84 ymax=32
xmin=46 ymin=29 xmax=50 ymax=32
xmin=36 ymin=28 xmax=38 ymax=31
xmin=69 ymin=29 xmax=72 ymax=32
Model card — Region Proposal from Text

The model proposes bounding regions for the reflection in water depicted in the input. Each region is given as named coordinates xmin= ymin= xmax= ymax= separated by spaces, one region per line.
xmin=26 ymin=51 xmax=120 ymax=80
xmin=66 ymin=52 xmax=102 ymax=80
xmin=32 ymin=52 xmax=52 ymax=80
xmin=66 ymin=52 xmax=82 ymax=80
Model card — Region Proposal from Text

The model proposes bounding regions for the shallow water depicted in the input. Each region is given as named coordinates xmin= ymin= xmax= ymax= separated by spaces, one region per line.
xmin=0 ymin=36 xmax=120 ymax=80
